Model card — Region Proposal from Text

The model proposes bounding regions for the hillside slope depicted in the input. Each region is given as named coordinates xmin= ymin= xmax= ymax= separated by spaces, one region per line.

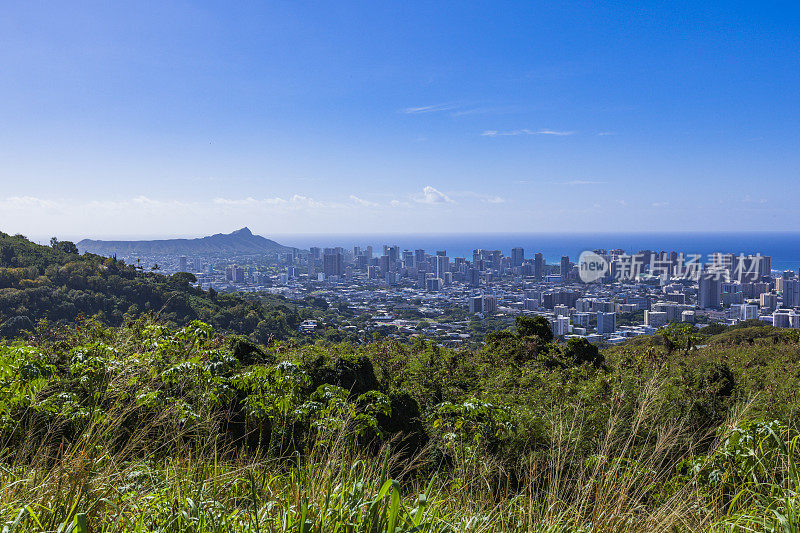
xmin=77 ymin=227 xmax=295 ymax=255
xmin=0 ymin=231 xmax=306 ymax=339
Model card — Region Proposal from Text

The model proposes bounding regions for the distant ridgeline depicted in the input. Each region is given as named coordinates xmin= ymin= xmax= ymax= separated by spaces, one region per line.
xmin=0 ymin=231 xmax=309 ymax=339
xmin=77 ymin=227 xmax=296 ymax=256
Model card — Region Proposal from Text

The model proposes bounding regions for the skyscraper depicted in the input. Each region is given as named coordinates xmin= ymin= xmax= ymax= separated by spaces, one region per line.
xmin=323 ymin=249 xmax=344 ymax=277
xmin=434 ymin=254 xmax=449 ymax=279
xmin=560 ymin=255 xmax=570 ymax=280
xmin=759 ymin=256 xmax=772 ymax=279
xmin=178 ymin=256 xmax=187 ymax=272
xmin=784 ymin=279 xmax=800 ymax=308
xmin=402 ymin=250 xmax=414 ymax=268
xmin=698 ymin=271 xmax=723 ymax=309
xmin=534 ymin=253 xmax=544 ymax=280
xmin=511 ymin=247 xmax=524 ymax=267
xmin=467 ymin=268 xmax=480 ymax=287
xmin=386 ymin=245 xmax=400 ymax=264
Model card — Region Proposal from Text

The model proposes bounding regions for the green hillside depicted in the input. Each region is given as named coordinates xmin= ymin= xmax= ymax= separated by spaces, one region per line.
xmin=0 ymin=231 xmax=307 ymax=340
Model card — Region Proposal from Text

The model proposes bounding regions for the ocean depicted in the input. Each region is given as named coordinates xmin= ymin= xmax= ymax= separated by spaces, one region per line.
xmin=270 ymin=232 xmax=800 ymax=273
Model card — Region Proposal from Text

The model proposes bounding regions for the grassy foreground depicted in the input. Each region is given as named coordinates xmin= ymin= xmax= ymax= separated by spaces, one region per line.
xmin=1 ymin=320 xmax=799 ymax=532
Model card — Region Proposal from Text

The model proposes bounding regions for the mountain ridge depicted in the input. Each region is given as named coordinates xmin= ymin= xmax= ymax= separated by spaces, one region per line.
xmin=77 ymin=227 xmax=296 ymax=256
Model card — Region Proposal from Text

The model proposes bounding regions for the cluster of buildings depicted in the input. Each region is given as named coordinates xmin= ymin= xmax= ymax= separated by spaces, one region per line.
xmin=135 ymin=244 xmax=800 ymax=344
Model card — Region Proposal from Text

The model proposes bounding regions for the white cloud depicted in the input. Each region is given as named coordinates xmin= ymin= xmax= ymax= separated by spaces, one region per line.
xmin=0 ymin=196 xmax=60 ymax=210
xmin=289 ymin=194 xmax=314 ymax=206
xmin=597 ymin=131 xmax=616 ymax=136
xmin=416 ymin=186 xmax=454 ymax=204
xmin=402 ymin=103 xmax=456 ymax=114
xmin=390 ymin=200 xmax=411 ymax=208
xmin=482 ymin=129 xmax=575 ymax=137
xmin=449 ymin=190 xmax=505 ymax=204
xmin=129 ymin=196 xmax=194 ymax=210
xmin=349 ymin=195 xmax=379 ymax=207
xmin=537 ymin=130 xmax=575 ymax=136
xmin=651 ymin=202 xmax=669 ymax=208
xmin=213 ymin=197 xmax=288 ymax=206
xmin=212 ymin=195 xmax=338 ymax=209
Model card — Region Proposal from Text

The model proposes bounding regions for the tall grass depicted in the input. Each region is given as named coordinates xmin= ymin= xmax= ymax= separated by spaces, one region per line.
xmin=0 ymin=379 xmax=748 ymax=532
xmin=1 ymin=328 xmax=797 ymax=532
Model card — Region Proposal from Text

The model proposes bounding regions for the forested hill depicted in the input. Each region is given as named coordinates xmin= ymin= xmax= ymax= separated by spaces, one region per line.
xmin=0 ymin=231 xmax=307 ymax=339
xmin=77 ymin=227 xmax=295 ymax=256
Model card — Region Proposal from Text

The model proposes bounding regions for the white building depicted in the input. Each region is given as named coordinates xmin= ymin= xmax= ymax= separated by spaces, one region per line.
xmin=773 ymin=309 xmax=793 ymax=328
xmin=573 ymin=312 xmax=590 ymax=328
xmin=738 ymin=303 xmax=759 ymax=321
xmin=597 ymin=312 xmax=616 ymax=335
xmin=554 ymin=304 xmax=570 ymax=318
xmin=644 ymin=310 xmax=668 ymax=328
xmin=552 ymin=315 xmax=571 ymax=336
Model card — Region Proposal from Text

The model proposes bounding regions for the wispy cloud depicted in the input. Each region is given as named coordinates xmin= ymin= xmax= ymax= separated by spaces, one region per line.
xmin=415 ymin=186 xmax=454 ymax=204
xmin=213 ymin=195 xmax=338 ymax=209
xmin=537 ymin=130 xmax=575 ymax=136
xmin=651 ymin=202 xmax=669 ymax=208
xmin=449 ymin=191 xmax=505 ymax=204
xmin=390 ymin=199 xmax=411 ymax=208
xmin=597 ymin=131 xmax=616 ymax=136
xmin=213 ymin=197 xmax=287 ymax=206
xmin=481 ymin=129 xmax=575 ymax=137
xmin=404 ymin=103 xmax=522 ymax=118
xmin=349 ymin=195 xmax=379 ymax=207
xmin=402 ymin=103 xmax=457 ymax=114
xmin=0 ymin=196 xmax=60 ymax=210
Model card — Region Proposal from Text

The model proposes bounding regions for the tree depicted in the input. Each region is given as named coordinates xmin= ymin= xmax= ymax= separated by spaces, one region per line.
xmin=302 ymin=295 xmax=329 ymax=310
xmin=0 ymin=245 xmax=14 ymax=266
xmin=172 ymin=272 xmax=197 ymax=285
xmin=563 ymin=337 xmax=603 ymax=367
xmin=0 ymin=315 xmax=33 ymax=338
xmin=515 ymin=315 xmax=553 ymax=342
xmin=55 ymin=240 xmax=79 ymax=254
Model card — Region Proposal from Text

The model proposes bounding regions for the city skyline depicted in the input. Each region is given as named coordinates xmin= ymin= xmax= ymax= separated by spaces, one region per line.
xmin=2 ymin=2 xmax=800 ymax=236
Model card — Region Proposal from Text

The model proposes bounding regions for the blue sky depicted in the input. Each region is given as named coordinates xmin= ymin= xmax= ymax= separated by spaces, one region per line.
xmin=1 ymin=1 xmax=799 ymax=238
